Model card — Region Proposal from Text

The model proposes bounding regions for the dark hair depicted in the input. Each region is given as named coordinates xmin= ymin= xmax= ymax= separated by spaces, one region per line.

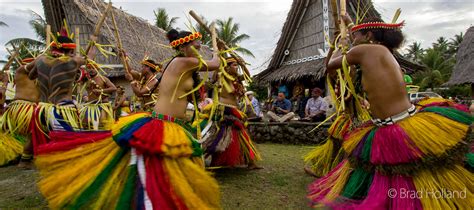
xmin=358 ymin=17 xmax=404 ymax=51
xmin=143 ymin=59 xmax=163 ymax=72
xmin=55 ymin=36 xmax=74 ymax=54
xmin=166 ymin=29 xmax=193 ymax=50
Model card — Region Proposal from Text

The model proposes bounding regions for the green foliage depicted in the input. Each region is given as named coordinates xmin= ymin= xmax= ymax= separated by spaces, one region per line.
xmin=153 ymin=8 xmax=178 ymax=31
xmin=246 ymin=81 xmax=267 ymax=101
xmin=434 ymin=85 xmax=471 ymax=98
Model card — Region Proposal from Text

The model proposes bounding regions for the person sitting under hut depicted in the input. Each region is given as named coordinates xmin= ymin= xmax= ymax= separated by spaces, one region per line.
xmin=266 ymin=92 xmax=295 ymax=122
xmin=303 ymin=88 xmax=328 ymax=122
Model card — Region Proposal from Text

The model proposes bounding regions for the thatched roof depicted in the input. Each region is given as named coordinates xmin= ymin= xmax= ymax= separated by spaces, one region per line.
xmin=255 ymin=0 xmax=425 ymax=84
xmin=446 ymin=26 xmax=474 ymax=85
xmin=42 ymin=0 xmax=211 ymax=77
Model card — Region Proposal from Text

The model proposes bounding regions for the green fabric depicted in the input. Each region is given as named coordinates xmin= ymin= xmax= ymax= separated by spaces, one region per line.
xmin=341 ymin=167 xmax=374 ymax=199
xmin=67 ymin=148 xmax=128 ymax=209
xmin=361 ymin=129 xmax=377 ymax=163
xmin=422 ymin=106 xmax=474 ymax=125
xmin=404 ymin=74 xmax=412 ymax=84
xmin=116 ymin=165 xmax=137 ymax=210
xmin=466 ymin=153 xmax=474 ymax=169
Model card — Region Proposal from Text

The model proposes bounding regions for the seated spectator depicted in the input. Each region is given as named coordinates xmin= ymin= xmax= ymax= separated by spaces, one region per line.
xmin=303 ymin=88 xmax=328 ymax=122
xmin=266 ymin=92 xmax=295 ymax=122
xmin=245 ymin=91 xmax=262 ymax=121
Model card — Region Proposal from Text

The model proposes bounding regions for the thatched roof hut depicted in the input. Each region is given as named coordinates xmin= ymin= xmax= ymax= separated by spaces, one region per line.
xmin=255 ymin=0 xmax=425 ymax=84
xmin=42 ymin=0 xmax=210 ymax=77
xmin=446 ymin=26 xmax=474 ymax=86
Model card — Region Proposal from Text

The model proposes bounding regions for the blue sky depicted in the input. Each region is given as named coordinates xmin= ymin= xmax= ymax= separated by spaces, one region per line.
xmin=0 ymin=0 xmax=472 ymax=74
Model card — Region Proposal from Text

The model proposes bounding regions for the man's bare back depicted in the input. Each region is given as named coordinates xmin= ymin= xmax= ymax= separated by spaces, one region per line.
xmin=32 ymin=56 xmax=80 ymax=104
xmin=14 ymin=65 xmax=40 ymax=102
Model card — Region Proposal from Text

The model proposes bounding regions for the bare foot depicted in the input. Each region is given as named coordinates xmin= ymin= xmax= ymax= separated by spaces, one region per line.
xmin=18 ymin=159 xmax=34 ymax=170
xmin=304 ymin=166 xmax=318 ymax=177
xmin=248 ymin=164 xmax=264 ymax=170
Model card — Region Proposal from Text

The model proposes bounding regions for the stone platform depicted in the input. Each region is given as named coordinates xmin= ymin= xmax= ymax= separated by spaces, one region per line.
xmin=247 ymin=121 xmax=331 ymax=145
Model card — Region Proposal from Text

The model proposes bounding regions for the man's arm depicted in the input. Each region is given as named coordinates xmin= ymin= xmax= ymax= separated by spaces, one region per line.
xmin=131 ymin=79 xmax=158 ymax=96
xmin=327 ymin=45 xmax=364 ymax=75
xmin=102 ymin=77 xmax=117 ymax=94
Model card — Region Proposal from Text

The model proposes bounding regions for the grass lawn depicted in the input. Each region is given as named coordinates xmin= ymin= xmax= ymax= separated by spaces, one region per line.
xmin=0 ymin=143 xmax=315 ymax=209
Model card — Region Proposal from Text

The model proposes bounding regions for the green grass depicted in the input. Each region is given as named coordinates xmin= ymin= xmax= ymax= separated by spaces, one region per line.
xmin=0 ymin=143 xmax=315 ymax=209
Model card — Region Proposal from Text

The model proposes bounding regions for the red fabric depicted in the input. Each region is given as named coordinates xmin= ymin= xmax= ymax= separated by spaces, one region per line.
xmin=31 ymin=108 xmax=49 ymax=155
xmin=37 ymin=131 xmax=112 ymax=154
xmin=211 ymin=128 xmax=243 ymax=166
xmin=129 ymin=119 xmax=164 ymax=155
xmin=145 ymin=156 xmax=187 ymax=210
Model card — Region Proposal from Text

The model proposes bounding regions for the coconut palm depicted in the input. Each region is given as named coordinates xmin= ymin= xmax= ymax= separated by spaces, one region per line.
xmin=153 ymin=8 xmax=178 ymax=31
xmin=417 ymin=48 xmax=455 ymax=86
xmin=6 ymin=10 xmax=46 ymax=48
xmin=448 ymin=32 xmax=464 ymax=55
xmin=406 ymin=42 xmax=424 ymax=62
xmin=216 ymin=17 xmax=254 ymax=57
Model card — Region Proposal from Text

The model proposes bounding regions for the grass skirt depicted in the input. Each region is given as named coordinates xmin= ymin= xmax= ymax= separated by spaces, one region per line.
xmin=0 ymin=100 xmax=36 ymax=135
xmin=308 ymin=99 xmax=474 ymax=209
xmin=80 ymin=102 xmax=114 ymax=130
xmin=0 ymin=133 xmax=24 ymax=166
xmin=200 ymin=104 xmax=261 ymax=167
xmin=35 ymin=113 xmax=220 ymax=209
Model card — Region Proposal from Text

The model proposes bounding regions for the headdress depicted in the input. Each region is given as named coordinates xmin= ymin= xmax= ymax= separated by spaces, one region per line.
xmin=50 ymin=19 xmax=76 ymax=50
xmin=351 ymin=21 xmax=405 ymax=33
xmin=140 ymin=56 xmax=161 ymax=72
xmin=169 ymin=32 xmax=202 ymax=48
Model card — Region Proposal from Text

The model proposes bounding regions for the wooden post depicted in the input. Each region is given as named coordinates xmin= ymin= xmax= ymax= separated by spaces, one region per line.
xmin=339 ymin=0 xmax=347 ymax=40
xmin=4 ymin=48 xmax=20 ymax=71
xmin=46 ymin=25 xmax=51 ymax=45
xmin=75 ymin=27 xmax=80 ymax=56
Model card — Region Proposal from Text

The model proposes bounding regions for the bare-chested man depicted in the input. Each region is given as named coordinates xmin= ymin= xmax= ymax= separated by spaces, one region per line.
xmin=0 ymin=57 xmax=40 ymax=168
xmin=26 ymin=34 xmax=96 ymax=147
xmin=79 ymin=64 xmax=116 ymax=130
xmin=0 ymin=70 xmax=9 ymax=114
xmin=201 ymin=57 xmax=262 ymax=169
xmin=121 ymin=53 xmax=161 ymax=112
xmin=113 ymin=86 xmax=130 ymax=120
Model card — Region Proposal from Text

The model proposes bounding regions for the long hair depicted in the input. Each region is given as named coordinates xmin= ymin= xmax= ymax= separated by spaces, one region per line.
xmin=357 ymin=17 xmax=405 ymax=51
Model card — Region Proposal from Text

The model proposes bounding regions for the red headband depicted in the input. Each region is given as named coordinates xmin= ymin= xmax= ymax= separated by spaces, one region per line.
xmin=51 ymin=41 xmax=76 ymax=50
xmin=170 ymin=32 xmax=202 ymax=48
xmin=351 ymin=21 xmax=405 ymax=33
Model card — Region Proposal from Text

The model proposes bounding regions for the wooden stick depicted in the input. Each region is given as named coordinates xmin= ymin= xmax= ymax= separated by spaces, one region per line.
xmin=46 ymin=25 xmax=51 ymax=45
xmin=189 ymin=10 xmax=251 ymax=78
xmin=110 ymin=10 xmax=130 ymax=74
xmin=85 ymin=2 xmax=112 ymax=54
xmin=3 ymin=48 xmax=19 ymax=71
xmin=210 ymin=22 xmax=218 ymax=51
xmin=331 ymin=0 xmax=339 ymax=31
xmin=340 ymin=0 xmax=347 ymax=40
xmin=75 ymin=27 xmax=80 ymax=56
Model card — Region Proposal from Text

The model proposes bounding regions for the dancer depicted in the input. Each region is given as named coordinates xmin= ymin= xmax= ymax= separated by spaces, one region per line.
xmin=0 ymin=57 xmax=40 ymax=167
xmin=200 ymin=57 xmax=262 ymax=169
xmin=80 ymin=63 xmax=117 ymax=130
xmin=34 ymin=27 xmax=223 ymax=209
xmin=307 ymin=15 xmax=473 ymax=209
xmin=113 ymin=85 xmax=131 ymax=119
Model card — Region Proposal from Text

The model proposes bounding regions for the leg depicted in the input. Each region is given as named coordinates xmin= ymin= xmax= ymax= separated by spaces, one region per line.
xmin=18 ymin=136 xmax=34 ymax=170
xmin=279 ymin=112 xmax=295 ymax=122
xmin=266 ymin=111 xmax=281 ymax=122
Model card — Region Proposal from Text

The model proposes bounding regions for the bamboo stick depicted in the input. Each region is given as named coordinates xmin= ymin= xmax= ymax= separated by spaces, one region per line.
xmin=46 ymin=25 xmax=51 ymax=45
xmin=340 ymin=0 xmax=347 ymax=40
xmin=75 ymin=27 xmax=80 ymax=56
xmin=110 ymin=10 xmax=130 ymax=74
xmin=85 ymin=2 xmax=112 ymax=54
xmin=189 ymin=10 xmax=251 ymax=78
xmin=4 ymin=48 xmax=20 ymax=71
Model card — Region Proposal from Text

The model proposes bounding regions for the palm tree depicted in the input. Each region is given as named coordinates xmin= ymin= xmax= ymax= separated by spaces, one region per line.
xmin=448 ymin=32 xmax=463 ymax=55
xmin=406 ymin=42 xmax=424 ymax=62
xmin=216 ymin=17 xmax=254 ymax=57
xmin=414 ymin=48 xmax=455 ymax=90
xmin=153 ymin=8 xmax=178 ymax=31
xmin=6 ymin=10 xmax=46 ymax=48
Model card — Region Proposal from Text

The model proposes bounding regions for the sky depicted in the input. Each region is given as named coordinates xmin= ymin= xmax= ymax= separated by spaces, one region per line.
xmin=0 ymin=0 xmax=473 ymax=75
